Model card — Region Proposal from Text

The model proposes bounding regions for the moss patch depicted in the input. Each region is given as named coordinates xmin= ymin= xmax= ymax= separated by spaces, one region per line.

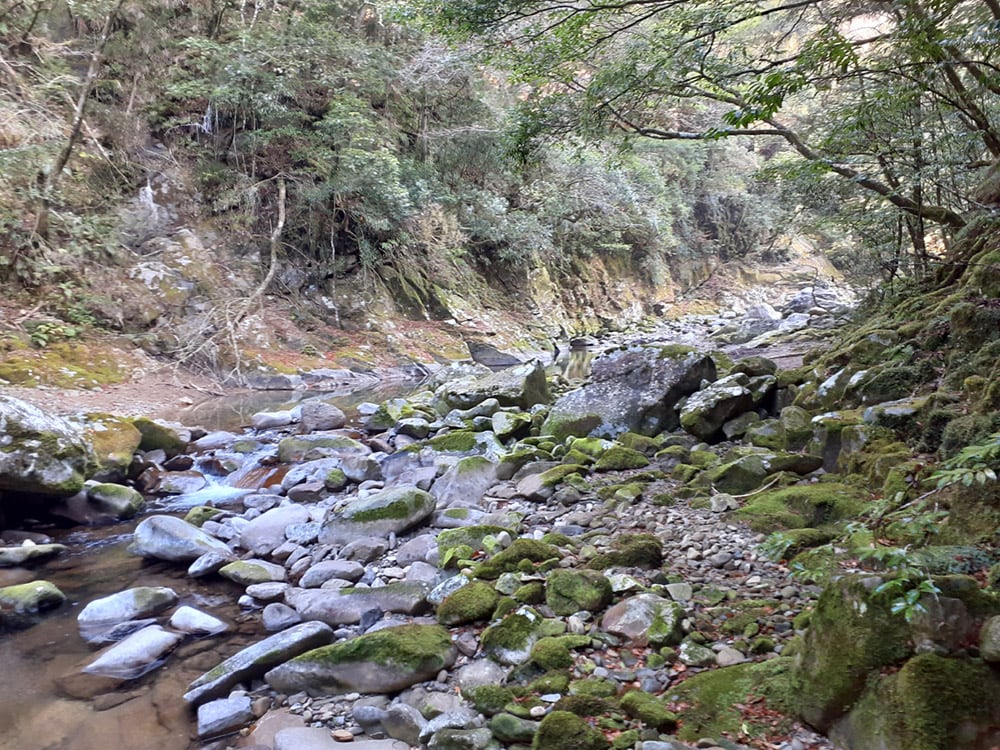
xmin=475 ymin=538 xmax=561 ymax=580
xmin=587 ymin=533 xmax=663 ymax=570
xmin=734 ymin=482 xmax=869 ymax=533
xmin=532 ymin=710 xmax=609 ymax=750
xmin=437 ymin=581 xmax=500 ymax=626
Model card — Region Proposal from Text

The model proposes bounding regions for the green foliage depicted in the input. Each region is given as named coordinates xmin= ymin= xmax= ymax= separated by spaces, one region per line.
xmin=932 ymin=432 xmax=1000 ymax=489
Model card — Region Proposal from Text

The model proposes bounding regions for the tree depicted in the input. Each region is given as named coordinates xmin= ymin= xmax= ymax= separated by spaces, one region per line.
xmin=424 ymin=0 xmax=1000 ymax=271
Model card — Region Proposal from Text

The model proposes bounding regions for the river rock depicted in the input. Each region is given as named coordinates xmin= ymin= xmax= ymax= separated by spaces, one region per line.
xmin=252 ymin=410 xmax=297 ymax=430
xmin=197 ymin=694 xmax=255 ymax=739
xmin=82 ymin=624 xmax=181 ymax=678
xmin=0 ymin=542 xmax=67 ymax=566
xmin=286 ymin=581 xmax=432 ymax=624
xmin=265 ymin=623 xmax=457 ymax=696
xmin=263 ymin=602 xmax=302 ymax=631
xmin=0 ymin=395 xmax=95 ymax=496
xmin=278 ymin=434 xmax=369 ymax=463
xmin=86 ymin=483 xmax=146 ymax=519
xmin=299 ymin=401 xmax=348 ymax=432
xmin=157 ymin=469 xmax=208 ymax=495
xmin=78 ymin=586 xmax=178 ymax=639
xmin=382 ymin=702 xmax=427 ymax=745
xmin=438 ymin=360 xmax=551 ymax=410
xmin=0 ymin=579 xmax=66 ymax=613
xmin=545 ymin=569 xmax=613 ymax=616
xmin=431 ymin=456 xmax=498 ymax=510
xmin=319 ymin=485 xmax=434 ymax=545
xmin=169 ymin=605 xmax=229 ymax=635
xmin=83 ymin=413 xmax=142 ymax=482
xmin=455 ymin=659 xmax=507 ymax=691
xmin=129 ymin=515 xmax=232 ymax=562
xmin=601 ymin=593 xmax=685 ymax=647
xmin=679 ymin=372 xmax=755 ymax=441
xmin=239 ymin=504 xmax=312 ymax=555
xmin=220 ymin=559 xmax=288 ymax=585
xmin=184 ymin=620 xmax=335 ymax=706
xmin=542 ymin=346 xmax=716 ymax=439
xmin=299 ymin=559 xmax=365 ymax=587
xmin=133 ymin=417 xmax=189 ymax=455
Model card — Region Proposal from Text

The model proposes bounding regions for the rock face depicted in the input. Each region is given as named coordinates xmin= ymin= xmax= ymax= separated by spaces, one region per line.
xmin=184 ymin=621 xmax=335 ymax=706
xmin=265 ymin=624 xmax=457 ymax=696
xmin=319 ymin=485 xmax=435 ymax=545
xmin=129 ymin=515 xmax=233 ymax=562
xmin=542 ymin=346 xmax=716 ymax=439
xmin=0 ymin=395 xmax=95 ymax=496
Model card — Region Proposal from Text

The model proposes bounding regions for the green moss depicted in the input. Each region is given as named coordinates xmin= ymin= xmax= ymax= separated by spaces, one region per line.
xmin=183 ymin=505 xmax=223 ymax=527
xmin=593 ymin=445 xmax=650 ymax=472
xmin=437 ymin=581 xmax=500 ymax=626
xmin=734 ymin=482 xmax=869 ymax=533
xmin=513 ymin=581 xmax=545 ymax=604
xmin=532 ymin=711 xmax=609 ymax=750
xmin=464 ymin=685 xmax=516 ymax=716
xmin=666 ymin=659 xmax=797 ymax=741
xmin=587 ymin=533 xmax=663 ymax=570
xmin=619 ymin=690 xmax=677 ymax=732
xmin=672 ymin=463 xmax=702 ymax=483
xmin=324 ymin=468 xmax=348 ymax=491
xmin=530 ymin=635 xmax=584 ymax=670
xmin=489 ymin=712 xmax=538 ymax=743
xmin=569 ymin=678 xmax=619 ymax=698
xmin=482 ymin=609 xmax=542 ymax=654
xmin=545 ymin=569 xmax=613 ymax=616
xmin=688 ymin=449 xmax=719 ymax=468
xmin=617 ymin=432 xmax=662 ymax=456
xmin=290 ymin=624 xmax=452 ymax=673
xmin=475 ymin=538 xmax=561 ymax=580
xmin=551 ymin=694 xmax=614 ymax=717
xmin=528 ymin=670 xmax=571 ymax=694
xmin=428 ymin=430 xmax=479 ymax=453
xmin=793 ymin=576 xmax=912 ymax=730
xmin=133 ymin=417 xmax=187 ymax=455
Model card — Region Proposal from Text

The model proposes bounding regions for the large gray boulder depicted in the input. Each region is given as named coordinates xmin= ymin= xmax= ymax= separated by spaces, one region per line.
xmin=129 ymin=515 xmax=233 ymax=562
xmin=319 ymin=485 xmax=434 ymax=545
xmin=679 ymin=372 xmax=755 ymax=441
xmin=239 ymin=504 xmax=312 ymax=555
xmin=601 ymin=593 xmax=686 ymax=647
xmin=542 ymin=346 xmax=716 ymax=439
xmin=265 ymin=624 xmax=456 ymax=696
xmin=437 ymin=360 xmax=551 ymax=410
xmin=184 ymin=620 xmax=335 ymax=706
xmin=0 ymin=395 xmax=95 ymax=496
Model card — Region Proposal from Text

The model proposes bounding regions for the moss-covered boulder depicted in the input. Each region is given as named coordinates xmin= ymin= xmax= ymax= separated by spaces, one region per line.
xmin=319 ymin=484 xmax=434 ymax=545
xmin=666 ymin=659 xmax=797 ymax=741
xmin=84 ymin=413 xmax=141 ymax=481
xmin=265 ymin=623 xmax=456 ymax=696
xmin=542 ymin=346 xmax=716 ymax=440
xmin=619 ymin=690 xmax=677 ymax=732
xmin=531 ymin=710 xmax=609 ymax=750
xmin=482 ymin=607 xmax=547 ymax=665
xmin=545 ymin=569 xmax=612 ymax=616
xmin=530 ymin=634 xmax=591 ymax=670
xmin=592 ymin=445 xmax=650 ymax=471
xmin=474 ymin=538 xmax=561 ymax=580
xmin=431 ymin=455 xmax=499 ymax=510
xmin=439 ymin=360 xmax=551 ymax=410
xmin=734 ymin=482 xmax=869 ymax=533
xmin=277 ymin=434 xmax=369 ymax=463
xmin=87 ymin=482 xmax=145 ymax=520
xmin=0 ymin=395 xmax=96 ymax=497
xmin=587 ymin=533 xmax=663 ymax=570
xmin=792 ymin=575 xmax=912 ymax=730
xmin=492 ymin=410 xmax=533 ymax=439
xmin=489 ymin=712 xmax=538 ymax=743
xmin=0 ymin=579 xmax=66 ymax=614
xmin=830 ymin=652 xmax=1000 ymax=750
xmin=437 ymin=581 xmax=500 ymax=625
xmin=438 ymin=525 xmax=510 ymax=567
xmin=600 ymin=593 xmax=685 ymax=647
xmin=679 ymin=373 xmax=755 ymax=441
xmin=703 ymin=453 xmax=769 ymax=494
xmin=132 ymin=416 xmax=188 ymax=456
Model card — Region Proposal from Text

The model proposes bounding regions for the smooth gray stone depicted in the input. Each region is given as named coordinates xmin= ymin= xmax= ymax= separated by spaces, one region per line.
xmin=197 ymin=694 xmax=254 ymax=738
xmin=183 ymin=621 xmax=335 ymax=706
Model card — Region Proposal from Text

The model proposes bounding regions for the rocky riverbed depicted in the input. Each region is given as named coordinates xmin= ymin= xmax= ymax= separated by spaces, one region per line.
xmin=3 ymin=284 xmax=999 ymax=750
